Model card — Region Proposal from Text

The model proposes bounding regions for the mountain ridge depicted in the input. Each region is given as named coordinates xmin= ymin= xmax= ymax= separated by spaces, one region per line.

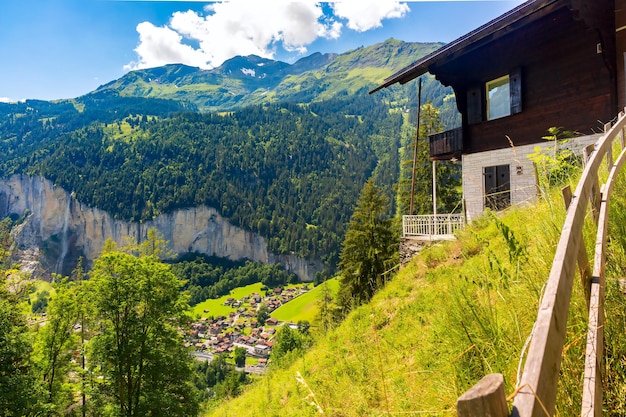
xmin=0 ymin=37 xmax=457 ymax=277
xmin=94 ymin=38 xmax=445 ymax=111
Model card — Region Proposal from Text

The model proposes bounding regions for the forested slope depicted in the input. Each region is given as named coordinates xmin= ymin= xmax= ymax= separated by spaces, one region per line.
xmin=0 ymin=39 xmax=460 ymax=270
xmin=0 ymin=93 xmax=408 ymax=268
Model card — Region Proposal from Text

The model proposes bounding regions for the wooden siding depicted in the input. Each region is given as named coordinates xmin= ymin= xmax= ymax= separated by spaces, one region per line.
xmin=617 ymin=0 xmax=626 ymax=110
xmin=432 ymin=4 xmax=615 ymax=155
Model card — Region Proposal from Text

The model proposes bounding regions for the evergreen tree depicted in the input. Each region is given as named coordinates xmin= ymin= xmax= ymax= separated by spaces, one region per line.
xmin=316 ymin=280 xmax=338 ymax=331
xmin=338 ymin=179 xmax=397 ymax=311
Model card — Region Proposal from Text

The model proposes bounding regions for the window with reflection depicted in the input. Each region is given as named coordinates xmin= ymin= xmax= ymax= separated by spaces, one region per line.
xmin=486 ymin=75 xmax=511 ymax=120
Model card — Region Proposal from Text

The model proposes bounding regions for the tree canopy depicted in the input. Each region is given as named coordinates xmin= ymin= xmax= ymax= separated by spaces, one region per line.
xmin=87 ymin=245 xmax=199 ymax=417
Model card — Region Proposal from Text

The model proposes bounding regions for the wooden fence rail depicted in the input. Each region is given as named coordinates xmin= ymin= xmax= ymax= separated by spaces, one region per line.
xmin=457 ymin=109 xmax=626 ymax=417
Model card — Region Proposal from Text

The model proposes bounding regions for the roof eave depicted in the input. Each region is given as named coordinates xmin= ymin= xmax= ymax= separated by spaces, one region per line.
xmin=369 ymin=0 xmax=562 ymax=95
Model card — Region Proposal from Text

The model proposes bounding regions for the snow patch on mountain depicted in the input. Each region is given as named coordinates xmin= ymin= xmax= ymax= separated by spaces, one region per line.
xmin=241 ymin=68 xmax=256 ymax=77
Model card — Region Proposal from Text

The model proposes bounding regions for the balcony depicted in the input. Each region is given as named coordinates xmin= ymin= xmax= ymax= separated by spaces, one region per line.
xmin=429 ymin=127 xmax=463 ymax=160
xmin=402 ymin=214 xmax=465 ymax=241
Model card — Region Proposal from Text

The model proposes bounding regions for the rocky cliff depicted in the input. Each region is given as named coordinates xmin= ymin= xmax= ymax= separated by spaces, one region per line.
xmin=0 ymin=175 xmax=322 ymax=281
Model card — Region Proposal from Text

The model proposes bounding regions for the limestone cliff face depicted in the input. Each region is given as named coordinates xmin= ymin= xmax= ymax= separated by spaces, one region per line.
xmin=0 ymin=175 xmax=322 ymax=281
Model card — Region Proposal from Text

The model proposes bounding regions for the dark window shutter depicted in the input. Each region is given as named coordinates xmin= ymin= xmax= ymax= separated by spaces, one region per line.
xmin=510 ymin=67 xmax=522 ymax=114
xmin=467 ymin=87 xmax=482 ymax=124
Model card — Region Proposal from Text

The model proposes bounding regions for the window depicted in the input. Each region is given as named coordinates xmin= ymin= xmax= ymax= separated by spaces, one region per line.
xmin=486 ymin=75 xmax=511 ymax=120
xmin=466 ymin=68 xmax=522 ymax=124
xmin=484 ymin=165 xmax=510 ymax=210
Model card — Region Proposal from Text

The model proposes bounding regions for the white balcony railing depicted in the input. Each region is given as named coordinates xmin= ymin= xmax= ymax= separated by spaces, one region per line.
xmin=402 ymin=214 xmax=465 ymax=240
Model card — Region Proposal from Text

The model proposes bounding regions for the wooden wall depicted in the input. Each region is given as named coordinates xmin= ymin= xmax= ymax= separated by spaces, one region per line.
xmin=617 ymin=0 xmax=626 ymax=110
xmin=432 ymin=4 xmax=616 ymax=155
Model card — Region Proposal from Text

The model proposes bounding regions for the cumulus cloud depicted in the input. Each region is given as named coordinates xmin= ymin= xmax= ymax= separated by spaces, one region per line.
xmin=0 ymin=97 xmax=14 ymax=103
xmin=125 ymin=0 xmax=408 ymax=71
xmin=124 ymin=21 xmax=211 ymax=70
xmin=331 ymin=0 xmax=409 ymax=32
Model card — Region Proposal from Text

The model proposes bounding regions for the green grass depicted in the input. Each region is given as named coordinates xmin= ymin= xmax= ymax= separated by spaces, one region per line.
xmin=26 ymin=280 xmax=55 ymax=315
xmin=272 ymin=279 xmax=338 ymax=324
xmin=191 ymin=282 xmax=265 ymax=318
xmin=191 ymin=282 xmax=327 ymax=324
xmin=202 ymin=170 xmax=626 ymax=417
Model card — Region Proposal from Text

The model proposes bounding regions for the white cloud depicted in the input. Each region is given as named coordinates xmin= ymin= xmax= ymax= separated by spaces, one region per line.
xmin=0 ymin=97 xmax=14 ymax=103
xmin=124 ymin=21 xmax=211 ymax=70
xmin=125 ymin=1 xmax=410 ymax=72
xmin=331 ymin=0 xmax=410 ymax=32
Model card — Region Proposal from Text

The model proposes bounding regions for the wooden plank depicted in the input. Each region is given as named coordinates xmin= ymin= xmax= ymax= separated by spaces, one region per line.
xmin=512 ymin=112 xmax=626 ymax=417
xmin=582 ymin=260 xmax=605 ymax=416
xmin=582 ymin=146 xmax=626 ymax=416
xmin=457 ymin=374 xmax=508 ymax=417
xmin=562 ymin=185 xmax=591 ymax=304
xmin=561 ymin=185 xmax=572 ymax=209
xmin=590 ymin=173 xmax=601 ymax=224
xmin=583 ymin=144 xmax=595 ymax=167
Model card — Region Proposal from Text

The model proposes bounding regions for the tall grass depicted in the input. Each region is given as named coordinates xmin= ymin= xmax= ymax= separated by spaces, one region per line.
xmin=604 ymin=170 xmax=626 ymax=414
xmin=203 ymin=161 xmax=626 ymax=416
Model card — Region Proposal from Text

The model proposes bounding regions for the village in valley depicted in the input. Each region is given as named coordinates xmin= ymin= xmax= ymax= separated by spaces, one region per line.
xmin=186 ymin=284 xmax=312 ymax=373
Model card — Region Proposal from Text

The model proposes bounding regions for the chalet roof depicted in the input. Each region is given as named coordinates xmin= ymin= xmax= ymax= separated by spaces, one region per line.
xmin=369 ymin=0 xmax=565 ymax=94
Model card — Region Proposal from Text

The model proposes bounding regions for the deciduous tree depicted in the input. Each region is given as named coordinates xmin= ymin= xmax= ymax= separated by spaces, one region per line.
xmin=88 ymin=249 xmax=198 ymax=417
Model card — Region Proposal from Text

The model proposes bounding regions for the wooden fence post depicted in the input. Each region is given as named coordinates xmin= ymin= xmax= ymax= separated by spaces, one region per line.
xmin=457 ymin=374 xmax=509 ymax=417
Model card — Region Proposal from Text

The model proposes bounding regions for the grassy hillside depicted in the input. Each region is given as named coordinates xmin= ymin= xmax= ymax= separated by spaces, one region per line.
xmin=95 ymin=39 xmax=445 ymax=112
xmin=202 ymin=171 xmax=626 ymax=416
xmin=271 ymin=279 xmax=339 ymax=324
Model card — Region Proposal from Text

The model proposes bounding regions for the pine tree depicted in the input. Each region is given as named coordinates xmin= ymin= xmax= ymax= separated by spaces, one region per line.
xmin=338 ymin=179 xmax=397 ymax=311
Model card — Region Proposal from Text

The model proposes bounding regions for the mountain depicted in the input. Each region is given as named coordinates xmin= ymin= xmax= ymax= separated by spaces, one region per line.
xmin=94 ymin=39 xmax=445 ymax=111
xmin=0 ymin=38 xmax=457 ymax=279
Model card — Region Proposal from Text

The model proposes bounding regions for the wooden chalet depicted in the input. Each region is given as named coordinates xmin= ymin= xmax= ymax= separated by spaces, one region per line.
xmin=372 ymin=0 xmax=626 ymax=222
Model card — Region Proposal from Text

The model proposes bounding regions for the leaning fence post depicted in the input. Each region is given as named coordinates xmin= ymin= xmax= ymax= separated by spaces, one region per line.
xmin=457 ymin=373 xmax=509 ymax=417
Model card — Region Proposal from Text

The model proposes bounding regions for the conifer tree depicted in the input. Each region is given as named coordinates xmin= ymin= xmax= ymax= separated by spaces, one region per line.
xmin=338 ymin=178 xmax=396 ymax=311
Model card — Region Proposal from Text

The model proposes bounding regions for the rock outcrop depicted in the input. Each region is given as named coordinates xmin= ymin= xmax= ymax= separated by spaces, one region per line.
xmin=0 ymin=175 xmax=322 ymax=281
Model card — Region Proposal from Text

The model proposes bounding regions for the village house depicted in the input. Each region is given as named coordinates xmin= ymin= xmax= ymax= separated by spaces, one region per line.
xmin=372 ymin=0 xmax=624 ymax=222
xmin=254 ymin=344 xmax=270 ymax=357
xmin=188 ymin=286 xmax=310 ymax=364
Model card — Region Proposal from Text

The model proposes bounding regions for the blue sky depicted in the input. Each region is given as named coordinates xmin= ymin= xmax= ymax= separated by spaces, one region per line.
xmin=0 ymin=0 xmax=524 ymax=102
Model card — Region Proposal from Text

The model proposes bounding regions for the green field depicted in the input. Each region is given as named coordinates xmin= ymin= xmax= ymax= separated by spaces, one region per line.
xmin=271 ymin=279 xmax=338 ymax=324
xmin=191 ymin=282 xmax=265 ymax=318
xmin=190 ymin=280 xmax=337 ymax=324
xmin=26 ymin=280 xmax=55 ymax=315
